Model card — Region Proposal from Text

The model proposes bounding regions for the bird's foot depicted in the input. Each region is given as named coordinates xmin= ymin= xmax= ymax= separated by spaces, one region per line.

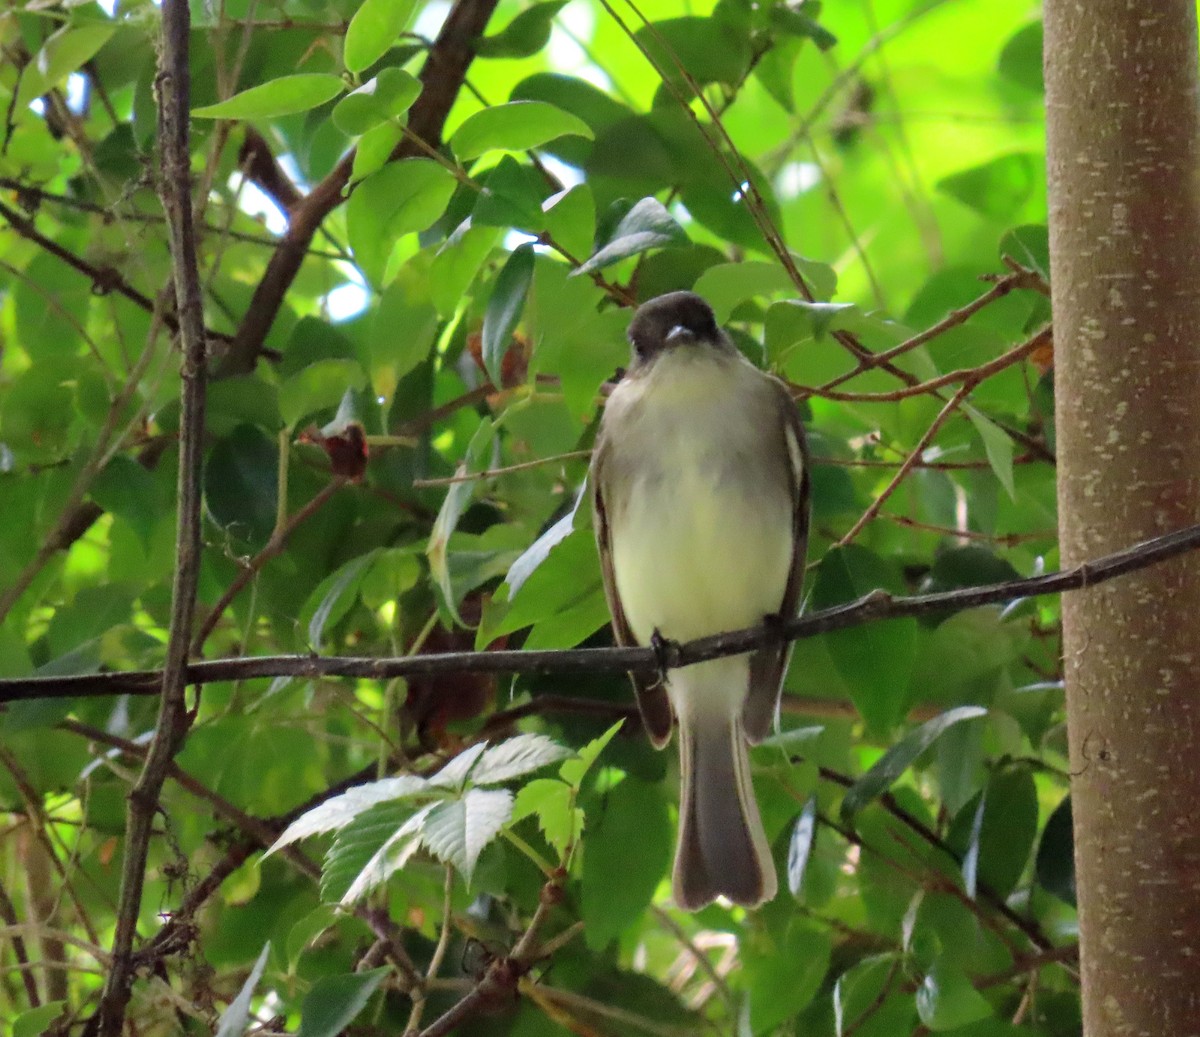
xmin=650 ymin=628 xmax=680 ymax=683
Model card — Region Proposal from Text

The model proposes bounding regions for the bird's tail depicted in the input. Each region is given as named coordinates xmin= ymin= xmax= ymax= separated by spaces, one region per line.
xmin=674 ymin=698 xmax=777 ymax=911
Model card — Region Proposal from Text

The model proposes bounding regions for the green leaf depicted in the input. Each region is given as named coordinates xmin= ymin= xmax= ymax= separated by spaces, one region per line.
xmin=90 ymin=454 xmax=161 ymax=548
xmin=215 ymin=942 xmax=270 ymax=1037
xmin=204 ymin=425 xmax=279 ymax=547
xmin=951 ymin=769 xmax=1039 ymax=901
xmin=842 ymin=707 xmax=989 ymax=819
xmin=431 ymin=224 xmax=500 ymax=317
xmin=426 ymin=420 xmax=495 ymax=623
xmin=692 ymin=261 xmax=807 ymax=321
xmin=14 ymin=1002 xmax=66 ymax=1037
xmin=350 ymin=120 xmax=403 ymax=185
xmin=915 ymin=961 xmax=992 ymax=1031
xmin=279 ymin=358 xmax=368 ymax=430
xmin=998 ymin=21 xmax=1044 ymax=93
xmin=744 ymin=924 xmax=832 ymax=1031
xmin=786 ymin=795 xmax=818 ymax=898
xmin=633 ymin=16 xmax=752 ymax=89
xmin=298 ymin=968 xmax=389 ymax=1037
xmin=344 ymin=0 xmax=420 ymax=72
xmin=348 ymin=159 xmax=458 ymax=285
xmin=473 ymin=155 xmax=547 ymax=233
xmin=964 ymin=405 xmax=1016 ymax=499
xmin=575 ymin=198 xmax=688 ymax=275
xmin=478 ymin=1 xmax=570 ymax=58
xmin=332 ymin=68 xmax=422 ymax=134
xmin=286 ymin=907 xmax=338 ymax=969
xmin=422 ymin=789 xmax=514 ymax=883
xmin=16 ymin=25 xmax=115 ymax=110
xmin=999 ymin=224 xmax=1050 ymax=281
xmin=302 ymin=550 xmax=381 ymax=650
xmin=582 ymin=777 xmax=672 ymax=949
xmin=938 ymin=154 xmax=1040 ymax=221
xmin=559 ymin=720 xmax=623 ymax=788
xmin=482 ymin=243 xmax=536 ymax=386
xmin=511 ymin=778 xmax=580 ymax=859
xmin=769 ymin=7 xmax=838 ymax=49
xmin=370 ymin=287 xmax=439 ymax=388
xmin=1035 ymin=795 xmax=1075 ymax=905
xmin=193 ymin=74 xmax=345 ymax=118
xmin=471 ymin=733 xmax=573 ymax=785
xmin=451 ymin=101 xmax=594 ymax=161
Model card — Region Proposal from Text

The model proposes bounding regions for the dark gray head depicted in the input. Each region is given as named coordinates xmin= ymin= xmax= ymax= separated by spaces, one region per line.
xmin=627 ymin=291 xmax=724 ymax=363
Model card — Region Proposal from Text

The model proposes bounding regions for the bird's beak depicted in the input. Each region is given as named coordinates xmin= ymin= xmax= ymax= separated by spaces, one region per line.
xmin=665 ymin=324 xmax=694 ymax=345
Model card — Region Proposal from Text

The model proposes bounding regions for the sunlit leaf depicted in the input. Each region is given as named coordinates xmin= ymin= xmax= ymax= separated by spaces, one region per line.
xmin=193 ymin=74 xmax=345 ymax=118
xmin=344 ymin=0 xmax=420 ymax=72
xmin=575 ymin=197 xmax=688 ymax=274
xmin=451 ymin=101 xmax=594 ymax=161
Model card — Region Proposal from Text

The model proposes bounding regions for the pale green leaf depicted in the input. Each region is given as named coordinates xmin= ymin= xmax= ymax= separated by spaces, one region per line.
xmin=575 ymin=198 xmax=687 ymax=275
xmin=422 ymin=788 xmax=514 ymax=883
xmin=193 ymin=74 xmax=345 ymax=118
xmin=451 ymin=100 xmax=594 ymax=161
xmin=344 ymin=0 xmax=419 ymax=72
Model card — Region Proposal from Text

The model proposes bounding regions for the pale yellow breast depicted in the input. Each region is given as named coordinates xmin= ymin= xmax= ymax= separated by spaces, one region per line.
xmin=603 ymin=348 xmax=794 ymax=647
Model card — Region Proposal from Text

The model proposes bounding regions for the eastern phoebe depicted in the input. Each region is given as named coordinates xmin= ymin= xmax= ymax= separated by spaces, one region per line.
xmin=591 ymin=291 xmax=810 ymax=911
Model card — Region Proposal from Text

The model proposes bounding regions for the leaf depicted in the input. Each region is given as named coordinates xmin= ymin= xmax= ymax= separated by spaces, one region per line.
xmin=344 ymin=0 xmax=420 ymax=73
xmin=691 ymin=261 xmax=807 ymax=321
xmin=632 ymin=16 xmax=752 ymax=89
xmin=431 ymin=223 xmax=500 ymax=317
xmin=370 ymin=287 xmax=439 ymax=389
xmin=302 ymin=550 xmax=380 ymax=650
xmin=427 ymin=742 xmax=489 ymax=791
xmin=350 ymin=120 xmax=403 ymax=186
xmin=1035 ymin=795 xmax=1075 ymax=905
xmin=482 ymin=243 xmax=536 ymax=386
xmin=332 ymin=802 xmax=436 ymax=903
xmin=90 ymin=454 xmax=162 ymax=548
xmin=422 ymin=788 xmax=515 ymax=882
xmin=759 ymin=725 xmax=824 ymax=751
xmin=426 ymin=420 xmax=495 ymax=623
xmin=769 ymin=7 xmax=838 ymax=50
xmin=938 ymin=154 xmax=1040 ymax=221
xmin=204 ymin=425 xmax=279 ymax=547
xmin=451 ymin=101 xmax=594 ymax=161
xmin=744 ymin=924 xmax=832 ymax=1031
xmin=267 ymin=774 xmax=428 ymax=856
xmin=841 ymin=707 xmax=988 ymax=819
xmin=471 ymin=734 xmax=573 ymax=785
xmin=504 ymin=490 xmax=584 ymax=597
xmin=559 ymin=720 xmax=623 ymax=788
xmin=286 ymin=906 xmax=338 ymax=969
xmin=787 ymin=795 xmax=818 ymax=898
xmin=15 ymin=25 xmax=115 ymax=110
xmin=14 ymin=1002 xmax=66 ymax=1037
xmin=347 ymin=159 xmax=458 ymax=284
xmin=915 ymin=961 xmax=992 ymax=1031
xmin=574 ymin=198 xmax=688 ymax=275
xmin=510 ymin=778 xmax=579 ymax=858
xmin=280 ymin=358 xmax=368 ymax=430
xmin=297 ymin=968 xmax=389 ymax=1037
xmin=964 ymin=405 xmax=1016 ymax=499
xmin=477 ymin=1 xmax=570 ymax=58
xmin=193 ymin=74 xmax=345 ymax=118
xmin=999 ymin=224 xmax=1050 ymax=281
xmin=332 ymin=68 xmax=422 ymax=134
xmin=215 ymin=942 xmax=271 ymax=1037
xmin=582 ymin=777 xmax=672 ymax=949
xmin=998 ymin=21 xmax=1044 ymax=93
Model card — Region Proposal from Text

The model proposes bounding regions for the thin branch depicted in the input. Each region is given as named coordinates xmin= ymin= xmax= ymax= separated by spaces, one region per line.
xmin=90 ymin=6 xmax=208 ymax=1033
xmin=836 ymin=380 xmax=976 ymax=547
xmin=190 ymin=477 xmax=347 ymax=654
xmin=8 ymin=519 xmax=1200 ymax=702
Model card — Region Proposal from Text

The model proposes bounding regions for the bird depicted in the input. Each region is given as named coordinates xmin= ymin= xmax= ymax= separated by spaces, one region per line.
xmin=590 ymin=290 xmax=810 ymax=911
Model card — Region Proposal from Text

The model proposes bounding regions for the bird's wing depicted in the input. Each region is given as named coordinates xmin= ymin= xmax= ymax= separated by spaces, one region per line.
xmin=744 ymin=386 xmax=811 ymax=743
xmin=591 ymin=440 xmax=675 ymax=748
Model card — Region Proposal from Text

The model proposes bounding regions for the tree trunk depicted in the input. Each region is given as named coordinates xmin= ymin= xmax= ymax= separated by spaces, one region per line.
xmin=1045 ymin=2 xmax=1200 ymax=1032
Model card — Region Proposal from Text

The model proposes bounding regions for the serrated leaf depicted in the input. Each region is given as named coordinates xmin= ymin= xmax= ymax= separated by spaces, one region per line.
xmin=334 ymin=802 xmax=437 ymax=904
xmin=215 ymin=942 xmax=270 ymax=1037
xmin=842 ymin=707 xmax=988 ymax=819
xmin=267 ymin=774 xmax=428 ymax=856
xmin=451 ymin=101 xmax=594 ymax=161
xmin=559 ymin=720 xmax=623 ymax=787
xmin=422 ymin=788 xmax=514 ymax=882
xmin=787 ymin=795 xmax=818 ymax=897
xmin=428 ymin=742 xmax=488 ymax=790
xmin=510 ymin=778 xmax=579 ymax=858
xmin=344 ymin=0 xmax=420 ymax=72
xmin=964 ymin=405 xmax=1016 ymax=499
xmin=193 ymin=74 xmax=345 ymax=118
xmin=472 ymin=734 xmax=572 ymax=785
xmin=575 ymin=198 xmax=688 ymax=275
xmin=298 ymin=968 xmax=389 ymax=1037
